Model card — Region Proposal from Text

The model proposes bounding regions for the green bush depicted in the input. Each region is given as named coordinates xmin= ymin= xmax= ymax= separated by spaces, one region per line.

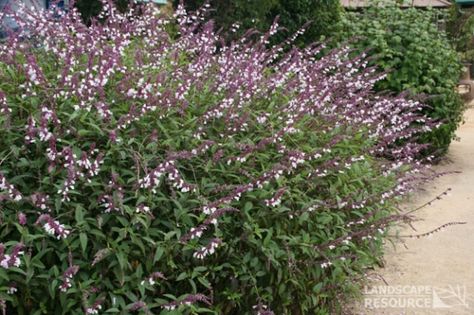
xmin=336 ymin=3 xmax=464 ymax=157
xmin=173 ymin=0 xmax=342 ymax=46
xmin=447 ymin=5 xmax=474 ymax=67
xmin=0 ymin=3 xmax=432 ymax=314
xmin=270 ymin=0 xmax=342 ymax=45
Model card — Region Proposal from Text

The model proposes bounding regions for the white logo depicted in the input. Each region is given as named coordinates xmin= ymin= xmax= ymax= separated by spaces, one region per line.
xmin=363 ymin=285 xmax=470 ymax=310
xmin=432 ymin=285 xmax=469 ymax=309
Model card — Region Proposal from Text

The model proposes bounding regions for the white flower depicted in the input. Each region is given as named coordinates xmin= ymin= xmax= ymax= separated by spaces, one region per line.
xmin=321 ymin=261 xmax=332 ymax=269
xmin=13 ymin=256 xmax=21 ymax=267
xmin=7 ymin=287 xmax=17 ymax=294
xmin=203 ymin=207 xmax=216 ymax=215
xmin=163 ymin=305 xmax=176 ymax=311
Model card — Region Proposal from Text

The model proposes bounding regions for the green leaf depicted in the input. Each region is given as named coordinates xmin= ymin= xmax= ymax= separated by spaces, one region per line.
xmin=80 ymin=233 xmax=88 ymax=254
xmin=105 ymin=308 xmax=120 ymax=313
xmin=176 ymin=272 xmax=188 ymax=281
xmin=153 ymin=246 xmax=165 ymax=263
xmin=75 ymin=205 xmax=85 ymax=225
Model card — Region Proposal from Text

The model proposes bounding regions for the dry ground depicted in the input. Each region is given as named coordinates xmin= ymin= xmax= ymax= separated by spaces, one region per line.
xmin=349 ymin=107 xmax=474 ymax=315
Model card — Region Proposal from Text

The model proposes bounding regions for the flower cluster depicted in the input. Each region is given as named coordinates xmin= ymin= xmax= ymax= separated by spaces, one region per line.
xmin=0 ymin=174 xmax=22 ymax=201
xmin=99 ymin=173 xmax=124 ymax=213
xmin=36 ymin=214 xmax=70 ymax=239
xmin=59 ymin=265 xmax=79 ymax=292
xmin=0 ymin=91 xmax=10 ymax=115
xmin=253 ymin=303 xmax=275 ymax=315
xmin=30 ymin=193 xmax=51 ymax=211
xmin=85 ymin=300 xmax=103 ymax=315
xmin=193 ymin=238 xmax=222 ymax=259
xmin=140 ymin=271 xmax=166 ymax=286
xmin=162 ymin=293 xmax=211 ymax=311
xmin=264 ymin=188 xmax=286 ymax=207
xmin=0 ymin=244 xmax=23 ymax=269
xmin=136 ymin=204 xmax=151 ymax=215
xmin=138 ymin=160 xmax=195 ymax=193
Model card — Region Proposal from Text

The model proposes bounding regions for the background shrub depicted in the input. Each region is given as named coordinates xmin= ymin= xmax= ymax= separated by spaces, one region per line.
xmin=336 ymin=3 xmax=463 ymax=157
xmin=446 ymin=4 xmax=474 ymax=69
xmin=74 ymin=0 xmax=129 ymax=24
xmin=0 ymin=2 xmax=434 ymax=314
xmin=172 ymin=0 xmax=342 ymax=46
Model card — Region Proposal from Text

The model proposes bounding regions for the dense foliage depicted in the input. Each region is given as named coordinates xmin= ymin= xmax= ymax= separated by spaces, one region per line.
xmin=337 ymin=4 xmax=463 ymax=157
xmin=172 ymin=0 xmax=342 ymax=46
xmin=74 ymin=0 xmax=130 ymax=24
xmin=0 ymin=2 xmax=437 ymax=314
xmin=447 ymin=5 xmax=474 ymax=63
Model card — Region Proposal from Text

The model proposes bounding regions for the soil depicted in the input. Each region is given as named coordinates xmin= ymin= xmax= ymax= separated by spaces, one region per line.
xmin=350 ymin=107 xmax=474 ymax=315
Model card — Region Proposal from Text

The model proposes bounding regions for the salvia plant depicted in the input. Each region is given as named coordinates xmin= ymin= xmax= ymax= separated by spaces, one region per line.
xmin=0 ymin=1 xmax=443 ymax=314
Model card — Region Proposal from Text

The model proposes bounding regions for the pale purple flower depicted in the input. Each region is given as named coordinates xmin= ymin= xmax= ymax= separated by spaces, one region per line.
xmin=129 ymin=301 xmax=146 ymax=312
xmin=17 ymin=212 xmax=27 ymax=225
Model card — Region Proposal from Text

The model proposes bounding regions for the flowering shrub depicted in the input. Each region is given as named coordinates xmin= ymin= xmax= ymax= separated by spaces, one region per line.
xmin=0 ymin=1 xmax=437 ymax=314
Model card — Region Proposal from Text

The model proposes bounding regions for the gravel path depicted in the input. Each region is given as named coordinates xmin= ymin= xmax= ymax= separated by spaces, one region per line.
xmin=351 ymin=107 xmax=474 ymax=315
